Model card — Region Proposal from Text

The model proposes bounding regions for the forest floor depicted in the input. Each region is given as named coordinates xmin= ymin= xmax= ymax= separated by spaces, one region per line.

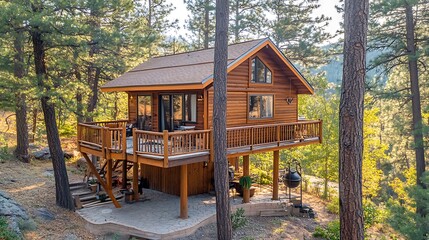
xmin=0 ymin=113 xmax=400 ymax=239
xmin=2 ymin=154 xmax=341 ymax=240
xmin=0 ymin=145 xmax=401 ymax=240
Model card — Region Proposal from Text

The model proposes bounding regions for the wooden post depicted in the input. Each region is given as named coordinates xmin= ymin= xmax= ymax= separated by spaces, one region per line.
xmin=122 ymin=160 xmax=127 ymax=189
xmin=133 ymin=162 xmax=139 ymax=200
xmin=122 ymin=125 xmax=127 ymax=159
xmin=273 ymin=150 xmax=279 ymax=200
xmin=209 ymin=129 xmax=214 ymax=162
xmin=82 ymin=153 xmax=121 ymax=208
xmin=319 ymin=120 xmax=323 ymax=143
xmin=203 ymin=90 xmax=208 ymax=129
xmin=243 ymin=155 xmax=250 ymax=203
xmin=180 ymin=164 xmax=188 ymax=219
xmin=106 ymin=158 xmax=112 ymax=190
xmin=77 ymin=124 xmax=81 ymax=151
xmin=163 ymin=130 xmax=169 ymax=168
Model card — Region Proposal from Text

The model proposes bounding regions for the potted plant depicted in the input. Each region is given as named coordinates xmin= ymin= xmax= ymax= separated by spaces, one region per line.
xmin=88 ymin=179 xmax=98 ymax=193
xmin=236 ymin=176 xmax=256 ymax=197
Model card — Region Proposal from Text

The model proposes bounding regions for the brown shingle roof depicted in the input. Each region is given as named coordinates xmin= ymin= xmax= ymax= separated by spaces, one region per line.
xmin=101 ymin=38 xmax=314 ymax=94
xmin=102 ymin=39 xmax=265 ymax=89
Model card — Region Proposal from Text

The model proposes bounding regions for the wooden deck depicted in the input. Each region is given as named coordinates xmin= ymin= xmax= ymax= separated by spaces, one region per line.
xmin=77 ymin=120 xmax=322 ymax=168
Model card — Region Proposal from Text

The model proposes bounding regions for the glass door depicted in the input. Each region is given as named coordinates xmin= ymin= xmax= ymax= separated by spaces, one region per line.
xmin=160 ymin=95 xmax=172 ymax=132
xmin=137 ymin=95 xmax=152 ymax=130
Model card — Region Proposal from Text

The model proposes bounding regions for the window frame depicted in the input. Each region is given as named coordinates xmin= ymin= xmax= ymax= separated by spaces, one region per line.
xmin=163 ymin=93 xmax=198 ymax=124
xmin=136 ymin=94 xmax=153 ymax=130
xmin=247 ymin=93 xmax=275 ymax=121
xmin=249 ymin=56 xmax=274 ymax=85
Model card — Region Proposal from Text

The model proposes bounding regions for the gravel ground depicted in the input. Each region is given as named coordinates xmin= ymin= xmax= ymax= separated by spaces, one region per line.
xmin=177 ymin=192 xmax=338 ymax=240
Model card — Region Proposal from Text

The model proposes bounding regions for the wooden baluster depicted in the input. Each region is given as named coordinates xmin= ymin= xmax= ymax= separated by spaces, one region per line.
xmin=163 ymin=130 xmax=168 ymax=167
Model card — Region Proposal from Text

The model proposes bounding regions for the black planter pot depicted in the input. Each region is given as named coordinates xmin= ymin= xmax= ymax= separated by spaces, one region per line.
xmin=282 ymin=170 xmax=301 ymax=188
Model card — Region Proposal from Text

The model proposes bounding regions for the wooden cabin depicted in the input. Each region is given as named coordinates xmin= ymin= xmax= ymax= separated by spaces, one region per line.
xmin=77 ymin=38 xmax=322 ymax=218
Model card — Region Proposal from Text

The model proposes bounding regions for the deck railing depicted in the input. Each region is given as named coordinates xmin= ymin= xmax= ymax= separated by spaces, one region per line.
xmin=77 ymin=120 xmax=322 ymax=165
xmin=77 ymin=120 xmax=128 ymax=158
xmin=134 ymin=129 xmax=211 ymax=156
xmin=225 ymin=120 xmax=322 ymax=151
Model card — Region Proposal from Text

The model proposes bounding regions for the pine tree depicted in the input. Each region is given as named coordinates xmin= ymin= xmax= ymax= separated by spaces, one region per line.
xmin=229 ymin=0 xmax=264 ymax=42
xmin=0 ymin=1 xmax=32 ymax=162
xmin=213 ymin=0 xmax=232 ymax=238
xmin=369 ymin=0 xmax=427 ymax=215
xmin=263 ymin=0 xmax=332 ymax=68
xmin=339 ymin=0 xmax=369 ymax=239
xmin=184 ymin=0 xmax=216 ymax=49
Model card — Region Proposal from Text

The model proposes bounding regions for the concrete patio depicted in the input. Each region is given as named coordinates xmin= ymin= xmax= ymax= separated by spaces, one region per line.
xmin=77 ymin=187 xmax=290 ymax=239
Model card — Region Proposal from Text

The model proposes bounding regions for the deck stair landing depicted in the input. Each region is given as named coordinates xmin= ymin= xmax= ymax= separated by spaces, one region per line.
xmin=69 ymin=182 xmax=123 ymax=209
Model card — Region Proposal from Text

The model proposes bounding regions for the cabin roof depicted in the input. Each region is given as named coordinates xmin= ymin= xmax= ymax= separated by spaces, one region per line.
xmin=101 ymin=38 xmax=314 ymax=94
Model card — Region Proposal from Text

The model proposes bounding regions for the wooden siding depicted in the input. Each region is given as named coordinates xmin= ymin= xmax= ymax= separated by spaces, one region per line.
xmin=140 ymin=161 xmax=213 ymax=196
xmin=128 ymin=91 xmax=204 ymax=131
xmin=208 ymin=47 xmax=298 ymax=128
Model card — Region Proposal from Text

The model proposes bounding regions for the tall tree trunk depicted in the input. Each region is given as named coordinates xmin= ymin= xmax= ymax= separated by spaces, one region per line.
xmin=85 ymin=67 xmax=100 ymax=122
xmin=213 ymin=0 xmax=231 ymax=239
xmin=405 ymin=3 xmax=426 ymax=201
xmin=76 ymin=92 xmax=84 ymax=123
xmin=13 ymin=29 xmax=29 ymax=163
xmin=31 ymin=107 xmax=37 ymax=143
xmin=339 ymin=0 xmax=368 ymax=239
xmin=204 ymin=0 xmax=210 ymax=49
xmin=85 ymin=8 xmax=101 ymax=122
xmin=31 ymin=25 xmax=75 ymax=211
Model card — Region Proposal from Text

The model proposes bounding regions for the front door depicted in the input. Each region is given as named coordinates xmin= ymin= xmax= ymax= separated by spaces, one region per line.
xmin=159 ymin=94 xmax=185 ymax=132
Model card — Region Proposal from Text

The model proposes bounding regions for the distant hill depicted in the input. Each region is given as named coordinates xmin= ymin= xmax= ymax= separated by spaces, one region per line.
xmin=319 ymin=48 xmax=387 ymax=86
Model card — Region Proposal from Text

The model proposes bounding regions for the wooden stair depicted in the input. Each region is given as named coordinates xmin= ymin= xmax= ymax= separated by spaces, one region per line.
xmin=69 ymin=182 xmax=123 ymax=209
xmin=260 ymin=209 xmax=289 ymax=217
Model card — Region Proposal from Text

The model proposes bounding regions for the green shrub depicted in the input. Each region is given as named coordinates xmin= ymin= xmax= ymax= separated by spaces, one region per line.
xmin=363 ymin=199 xmax=380 ymax=230
xmin=231 ymin=208 xmax=247 ymax=230
xmin=313 ymin=220 xmax=340 ymax=240
xmin=250 ymin=167 xmax=272 ymax=185
xmin=0 ymin=217 xmax=19 ymax=240
xmin=327 ymin=196 xmax=339 ymax=215
xmin=58 ymin=123 xmax=76 ymax=137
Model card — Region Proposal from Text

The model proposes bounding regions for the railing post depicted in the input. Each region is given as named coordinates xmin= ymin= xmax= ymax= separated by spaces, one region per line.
xmin=319 ymin=120 xmax=323 ymax=143
xmin=209 ymin=129 xmax=214 ymax=162
xmin=163 ymin=130 xmax=169 ymax=168
xmin=122 ymin=125 xmax=127 ymax=159
xmin=101 ymin=127 xmax=105 ymax=159
xmin=276 ymin=125 xmax=280 ymax=146
xmin=133 ymin=128 xmax=138 ymax=163
xmin=250 ymin=127 xmax=254 ymax=151
xmin=77 ymin=124 xmax=81 ymax=151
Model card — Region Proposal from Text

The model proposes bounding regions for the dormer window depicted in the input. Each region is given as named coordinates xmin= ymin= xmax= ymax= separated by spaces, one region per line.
xmin=250 ymin=57 xmax=272 ymax=84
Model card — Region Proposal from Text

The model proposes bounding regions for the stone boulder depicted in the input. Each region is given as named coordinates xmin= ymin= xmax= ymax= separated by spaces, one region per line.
xmin=31 ymin=147 xmax=74 ymax=160
xmin=0 ymin=191 xmax=29 ymax=238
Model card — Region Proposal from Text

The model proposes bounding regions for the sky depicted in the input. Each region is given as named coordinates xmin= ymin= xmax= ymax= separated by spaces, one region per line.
xmin=165 ymin=0 xmax=342 ymax=42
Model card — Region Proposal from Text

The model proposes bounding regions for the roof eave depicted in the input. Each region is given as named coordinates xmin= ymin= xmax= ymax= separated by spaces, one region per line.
xmin=100 ymin=83 xmax=206 ymax=93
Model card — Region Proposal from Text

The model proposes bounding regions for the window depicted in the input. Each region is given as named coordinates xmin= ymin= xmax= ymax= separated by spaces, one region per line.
xmin=137 ymin=95 xmax=152 ymax=130
xmin=251 ymin=57 xmax=272 ymax=84
xmin=248 ymin=95 xmax=273 ymax=119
